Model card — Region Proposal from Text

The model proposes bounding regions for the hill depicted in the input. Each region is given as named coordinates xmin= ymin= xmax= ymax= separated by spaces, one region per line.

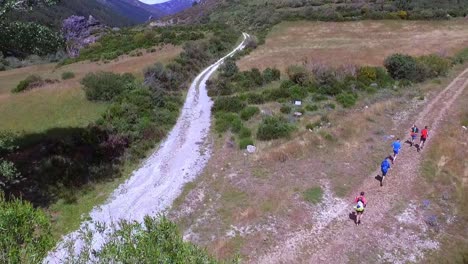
xmin=5 ymin=0 xmax=165 ymax=29
xmin=152 ymin=0 xmax=197 ymax=15
xmin=166 ymin=0 xmax=468 ymax=31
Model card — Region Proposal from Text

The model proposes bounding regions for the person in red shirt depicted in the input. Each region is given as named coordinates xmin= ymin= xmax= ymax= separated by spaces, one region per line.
xmin=419 ymin=126 xmax=429 ymax=150
xmin=354 ymin=191 xmax=367 ymax=225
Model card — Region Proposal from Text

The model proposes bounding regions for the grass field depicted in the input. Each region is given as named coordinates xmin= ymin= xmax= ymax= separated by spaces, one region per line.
xmin=0 ymin=86 xmax=107 ymax=134
xmin=0 ymin=45 xmax=181 ymax=134
xmin=238 ymin=20 xmax=468 ymax=71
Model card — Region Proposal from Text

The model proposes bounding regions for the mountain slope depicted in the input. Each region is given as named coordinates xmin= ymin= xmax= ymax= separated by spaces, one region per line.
xmin=97 ymin=0 xmax=165 ymax=23
xmin=5 ymin=0 xmax=165 ymax=29
xmin=152 ymin=0 xmax=196 ymax=15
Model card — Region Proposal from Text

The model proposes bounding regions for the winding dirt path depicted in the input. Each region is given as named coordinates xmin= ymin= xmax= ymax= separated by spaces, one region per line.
xmin=255 ymin=68 xmax=468 ymax=263
xmin=45 ymin=33 xmax=249 ymax=263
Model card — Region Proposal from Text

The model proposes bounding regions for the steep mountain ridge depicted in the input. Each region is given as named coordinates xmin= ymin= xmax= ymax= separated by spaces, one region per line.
xmin=152 ymin=0 xmax=197 ymax=15
xmin=97 ymin=0 xmax=165 ymax=22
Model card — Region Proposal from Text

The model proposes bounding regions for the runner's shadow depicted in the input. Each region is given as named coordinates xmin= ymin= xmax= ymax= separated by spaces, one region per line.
xmin=375 ymin=175 xmax=383 ymax=182
xmin=349 ymin=212 xmax=357 ymax=224
xmin=405 ymin=140 xmax=413 ymax=146
xmin=375 ymin=175 xmax=383 ymax=187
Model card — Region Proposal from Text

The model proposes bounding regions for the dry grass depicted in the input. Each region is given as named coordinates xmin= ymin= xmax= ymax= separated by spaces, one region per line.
xmin=418 ymin=79 xmax=468 ymax=263
xmin=0 ymin=45 xmax=181 ymax=95
xmin=0 ymin=45 xmax=181 ymax=134
xmin=238 ymin=20 xmax=468 ymax=72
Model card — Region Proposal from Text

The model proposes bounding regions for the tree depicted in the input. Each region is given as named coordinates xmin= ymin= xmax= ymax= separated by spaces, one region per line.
xmin=0 ymin=195 xmax=54 ymax=264
xmin=0 ymin=1 xmax=62 ymax=57
xmin=0 ymin=0 xmax=57 ymax=18
xmin=0 ymin=131 xmax=23 ymax=192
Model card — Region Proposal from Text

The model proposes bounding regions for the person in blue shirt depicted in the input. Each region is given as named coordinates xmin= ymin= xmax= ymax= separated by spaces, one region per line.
xmin=380 ymin=156 xmax=392 ymax=187
xmin=391 ymin=138 xmax=401 ymax=164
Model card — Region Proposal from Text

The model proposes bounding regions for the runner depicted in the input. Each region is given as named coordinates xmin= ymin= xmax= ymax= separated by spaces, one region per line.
xmin=380 ymin=156 xmax=392 ymax=187
xmin=391 ymin=138 xmax=401 ymax=164
xmin=419 ymin=126 xmax=429 ymax=150
xmin=409 ymin=124 xmax=419 ymax=147
xmin=353 ymin=191 xmax=367 ymax=225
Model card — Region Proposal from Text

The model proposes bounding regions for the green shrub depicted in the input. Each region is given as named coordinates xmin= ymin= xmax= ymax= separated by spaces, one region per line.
xmin=357 ymin=66 xmax=377 ymax=85
xmin=336 ymin=92 xmax=358 ymax=108
xmin=212 ymin=96 xmax=246 ymax=113
xmin=0 ymin=196 xmax=54 ymax=264
xmin=219 ymin=58 xmax=239 ymax=77
xmin=263 ymin=88 xmax=290 ymax=101
xmin=453 ymin=48 xmax=468 ymax=64
xmin=417 ymin=54 xmax=451 ymax=78
xmin=68 ymin=216 xmax=218 ymax=262
xmin=302 ymin=187 xmax=323 ymax=204
xmin=289 ymin=84 xmax=308 ymax=99
xmin=384 ymin=53 xmax=420 ymax=81
xmin=12 ymin=75 xmax=42 ymax=93
xmin=262 ymin=67 xmax=281 ymax=83
xmin=280 ymin=104 xmax=292 ymax=114
xmin=239 ymin=127 xmax=252 ymax=138
xmin=81 ymin=72 xmax=135 ymax=101
xmin=240 ymin=106 xmax=260 ymax=121
xmin=286 ymin=65 xmax=312 ymax=86
xmin=239 ymin=137 xmax=254 ymax=149
xmin=61 ymin=71 xmax=75 ymax=80
xmin=305 ymin=104 xmax=318 ymax=112
xmin=245 ymin=92 xmax=265 ymax=104
xmin=214 ymin=112 xmax=242 ymax=133
xmin=375 ymin=67 xmax=394 ymax=88
xmin=257 ymin=116 xmax=295 ymax=140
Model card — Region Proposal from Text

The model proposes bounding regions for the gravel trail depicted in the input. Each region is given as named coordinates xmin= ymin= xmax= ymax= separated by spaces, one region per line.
xmin=45 ymin=33 xmax=249 ymax=263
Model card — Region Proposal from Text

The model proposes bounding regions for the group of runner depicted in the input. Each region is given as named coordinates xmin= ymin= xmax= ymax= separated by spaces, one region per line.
xmin=353 ymin=125 xmax=429 ymax=225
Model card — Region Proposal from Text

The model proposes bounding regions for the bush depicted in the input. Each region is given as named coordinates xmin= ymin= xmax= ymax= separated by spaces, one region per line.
xmin=357 ymin=66 xmax=377 ymax=85
xmin=12 ymin=75 xmax=42 ymax=93
xmin=453 ymin=48 xmax=468 ymax=64
xmin=289 ymin=84 xmax=308 ymax=99
xmin=280 ymin=104 xmax=292 ymax=114
xmin=257 ymin=116 xmax=295 ymax=140
xmin=336 ymin=92 xmax=358 ymax=108
xmin=384 ymin=53 xmax=419 ymax=81
xmin=212 ymin=96 xmax=246 ymax=113
xmin=263 ymin=88 xmax=290 ymax=101
xmin=305 ymin=104 xmax=318 ymax=112
xmin=240 ymin=106 xmax=260 ymax=121
xmin=263 ymin=67 xmax=281 ymax=83
xmin=239 ymin=127 xmax=252 ymax=138
xmin=245 ymin=92 xmax=265 ymax=104
xmin=61 ymin=71 xmax=75 ymax=80
xmin=239 ymin=137 xmax=254 ymax=149
xmin=286 ymin=65 xmax=312 ymax=86
xmin=0 ymin=196 xmax=54 ymax=264
xmin=81 ymin=72 xmax=136 ymax=101
xmin=219 ymin=58 xmax=239 ymax=77
xmin=68 ymin=216 xmax=218 ymax=263
xmin=417 ymin=54 xmax=451 ymax=78
xmin=214 ymin=112 xmax=242 ymax=133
